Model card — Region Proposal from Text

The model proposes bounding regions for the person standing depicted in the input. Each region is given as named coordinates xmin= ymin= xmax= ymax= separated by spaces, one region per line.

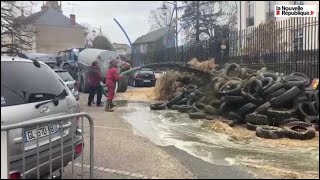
xmin=105 ymin=59 xmax=123 ymax=112
xmin=87 ymin=61 xmax=103 ymax=107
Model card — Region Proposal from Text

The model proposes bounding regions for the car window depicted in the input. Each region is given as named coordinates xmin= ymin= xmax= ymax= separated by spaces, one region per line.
xmin=55 ymin=71 xmax=74 ymax=82
xmin=139 ymin=69 xmax=154 ymax=74
xmin=1 ymin=61 xmax=68 ymax=107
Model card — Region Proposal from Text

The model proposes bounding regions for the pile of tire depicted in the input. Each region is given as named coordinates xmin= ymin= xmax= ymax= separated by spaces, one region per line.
xmin=149 ymin=63 xmax=319 ymax=140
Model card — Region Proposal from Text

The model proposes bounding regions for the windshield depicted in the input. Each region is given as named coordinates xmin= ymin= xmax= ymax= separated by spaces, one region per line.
xmin=1 ymin=61 xmax=69 ymax=107
xmin=139 ymin=69 xmax=154 ymax=74
xmin=56 ymin=71 xmax=74 ymax=82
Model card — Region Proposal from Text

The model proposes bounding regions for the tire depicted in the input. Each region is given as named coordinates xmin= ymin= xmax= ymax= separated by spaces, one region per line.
xmin=209 ymin=99 xmax=221 ymax=107
xmin=150 ymin=102 xmax=167 ymax=110
xmin=242 ymin=91 xmax=264 ymax=106
xmin=81 ymin=74 xmax=90 ymax=93
xmin=240 ymin=68 xmax=248 ymax=79
xmin=265 ymin=88 xmax=286 ymax=101
xmin=170 ymin=105 xmax=180 ymax=110
xmin=228 ymin=111 xmax=244 ymax=122
xmin=267 ymin=108 xmax=296 ymax=126
xmin=167 ymin=93 xmax=184 ymax=108
xmin=245 ymin=113 xmax=269 ymax=125
xmin=290 ymin=72 xmax=310 ymax=86
xmin=283 ymin=126 xmax=315 ymax=140
xmin=305 ymin=91 xmax=314 ymax=101
xmin=189 ymin=112 xmax=206 ymax=119
xmin=279 ymin=118 xmax=301 ymax=126
xmin=282 ymin=75 xmax=307 ymax=89
xmin=239 ymin=103 xmax=257 ymax=116
xmin=187 ymin=98 xmax=195 ymax=106
xmin=261 ymin=77 xmax=274 ymax=91
xmin=178 ymin=105 xmax=193 ymax=113
xmin=223 ymin=96 xmax=246 ymax=104
xmin=248 ymin=79 xmax=263 ymax=97
xmin=261 ymin=72 xmax=280 ymax=82
xmin=254 ymin=102 xmax=271 ymax=115
xmin=188 ymin=108 xmax=196 ymax=114
xmin=247 ymin=122 xmax=259 ymax=131
xmin=256 ymin=126 xmax=285 ymax=139
xmin=284 ymin=120 xmax=313 ymax=128
xmin=176 ymin=98 xmax=188 ymax=105
xmin=270 ymin=87 xmax=301 ymax=108
xmin=194 ymin=89 xmax=205 ymax=98
xmin=193 ymin=102 xmax=207 ymax=113
xmin=205 ymin=105 xmax=219 ymax=115
xmin=315 ymin=90 xmax=319 ymax=102
xmin=219 ymin=102 xmax=228 ymax=114
xmin=295 ymin=96 xmax=309 ymax=103
xmin=297 ymin=101 xmax=318 ymax=119
xmin=183 ymin=84 xmax=197 ymax=94
xmin=263 ymin=82 xmax=284 ymax=95
xmin=117 ymin=76 xmax=128 ymax=92
xmin=224 ymin=63 xmax=241 ymax=77
xmin=219 ymin=83 xmax=242 ymax=96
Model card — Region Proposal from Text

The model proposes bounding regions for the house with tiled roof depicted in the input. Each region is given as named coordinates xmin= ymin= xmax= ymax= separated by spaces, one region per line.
xmin=11 ymin=1 xmax=86 ymax=54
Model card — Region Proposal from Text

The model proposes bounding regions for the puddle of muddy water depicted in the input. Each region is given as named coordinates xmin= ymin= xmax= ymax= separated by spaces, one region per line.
xmin=118 ymin=102 xmax=319 ymax=177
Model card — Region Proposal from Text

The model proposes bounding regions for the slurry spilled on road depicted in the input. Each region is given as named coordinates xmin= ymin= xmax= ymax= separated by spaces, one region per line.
xmin=118 ymin=101 xmax=319 ymax=177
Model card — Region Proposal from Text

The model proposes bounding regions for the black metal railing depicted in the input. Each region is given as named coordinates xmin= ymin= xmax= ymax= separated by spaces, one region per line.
xmin=129 ymin=16 xmax=319 ymax=79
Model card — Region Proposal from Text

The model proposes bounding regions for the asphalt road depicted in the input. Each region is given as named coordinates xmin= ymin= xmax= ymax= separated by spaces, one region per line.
xmin=62 ymin=92 xmax=256 ymax=179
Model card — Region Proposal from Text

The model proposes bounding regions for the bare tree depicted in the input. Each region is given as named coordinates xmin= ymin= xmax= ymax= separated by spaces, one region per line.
xmin=1 ymin=1 xmax=36 ymax=52
xmin=148 ymin=2 xmax=173 ymax=31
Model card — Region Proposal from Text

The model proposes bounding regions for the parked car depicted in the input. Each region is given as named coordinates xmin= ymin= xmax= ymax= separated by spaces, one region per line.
xmin=1 ymin=56 xmax=83 ymax=179
xmin=54 ymin=69 xmax=79 ymax=100
xmin=24 ymin=52 xmax=59 ymax=69
xmin=130 ymin=68 xmax=156 ymax=87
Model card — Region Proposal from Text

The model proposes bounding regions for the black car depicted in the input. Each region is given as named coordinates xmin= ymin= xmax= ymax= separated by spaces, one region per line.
xmin=130 ymin=68 xmax=156 ymax=87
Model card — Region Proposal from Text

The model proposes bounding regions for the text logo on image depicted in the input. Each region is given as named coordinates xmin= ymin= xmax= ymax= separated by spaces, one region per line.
xmin=275 ymin=5 xmax=317 ymax=17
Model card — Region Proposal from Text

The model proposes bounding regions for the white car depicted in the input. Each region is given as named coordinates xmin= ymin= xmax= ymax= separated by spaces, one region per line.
xmin=1 ymin=55 xmax=82 ymax=178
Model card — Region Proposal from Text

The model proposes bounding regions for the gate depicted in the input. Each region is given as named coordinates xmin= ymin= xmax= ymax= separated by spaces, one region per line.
xmin=1 ymin=112 xmax=94 ymax=179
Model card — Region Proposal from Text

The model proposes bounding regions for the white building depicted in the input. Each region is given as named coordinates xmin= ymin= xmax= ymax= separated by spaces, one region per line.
xmin=237 ymin=1 xmax=319 ymax=30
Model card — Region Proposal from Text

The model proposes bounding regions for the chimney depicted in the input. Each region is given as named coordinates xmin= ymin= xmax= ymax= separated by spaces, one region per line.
xmin=70 ymin=14 xmax=76 ymax=26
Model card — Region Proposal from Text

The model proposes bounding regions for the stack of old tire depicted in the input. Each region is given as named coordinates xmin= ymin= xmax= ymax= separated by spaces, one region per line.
xmin=149 ymin=63 xmax=319 ymax=140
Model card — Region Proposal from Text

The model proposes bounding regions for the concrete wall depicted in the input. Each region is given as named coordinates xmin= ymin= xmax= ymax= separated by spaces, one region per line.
xmin=35 ymin=25 xmax=86 ymax=54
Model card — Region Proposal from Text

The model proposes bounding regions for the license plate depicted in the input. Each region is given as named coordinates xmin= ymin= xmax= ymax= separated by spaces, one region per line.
xmin=25 ymin=124 xmax=59 ymax=142
xmin=144 ymin=80 xmax=151 ymax=83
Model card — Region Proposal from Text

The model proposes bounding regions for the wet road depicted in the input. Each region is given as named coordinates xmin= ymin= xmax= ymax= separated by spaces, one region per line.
xmin=117 ymin=101 xmax=319 ymax=179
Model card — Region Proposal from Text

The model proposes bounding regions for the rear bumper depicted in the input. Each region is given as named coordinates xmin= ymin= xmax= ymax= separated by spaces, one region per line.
xmin=9 ymin=135 xmax=83 ymax=178
xmin=135 ymin=79 xmax=156 ymax=86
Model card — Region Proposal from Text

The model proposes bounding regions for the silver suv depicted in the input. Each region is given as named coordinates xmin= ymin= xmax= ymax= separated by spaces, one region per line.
xmin=1 ymin=56 xmax=83 ymax=178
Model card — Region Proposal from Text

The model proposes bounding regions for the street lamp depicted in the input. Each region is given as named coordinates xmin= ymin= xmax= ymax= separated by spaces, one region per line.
xmin=160 ymin=1 xmax=178 ymax=48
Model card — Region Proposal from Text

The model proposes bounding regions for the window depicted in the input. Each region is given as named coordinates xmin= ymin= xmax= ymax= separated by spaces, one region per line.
xmin=294 ymin=1 xmax=304 ymax=5
xmin=266 ymin=1 xmax=276 ymax=21
xmin=1 ymin=61 xmax=68 ymax=107
xmin=55 ymin=71 xmax=74 ymax=82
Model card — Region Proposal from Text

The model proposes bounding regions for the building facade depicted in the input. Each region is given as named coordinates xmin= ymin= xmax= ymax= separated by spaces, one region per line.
xmin=4 ymin=1 xmax=86 ymax=54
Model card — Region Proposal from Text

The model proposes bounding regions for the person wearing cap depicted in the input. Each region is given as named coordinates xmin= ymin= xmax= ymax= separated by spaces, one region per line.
xmin=105 ymin=59 xmax=124 ymax=112
xmin=87 ymin=61 xmax=103 ymax=106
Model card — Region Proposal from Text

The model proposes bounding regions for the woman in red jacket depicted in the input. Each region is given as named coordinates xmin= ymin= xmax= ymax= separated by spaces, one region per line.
xmin=105 ymin=59 xmax=123 ymax=112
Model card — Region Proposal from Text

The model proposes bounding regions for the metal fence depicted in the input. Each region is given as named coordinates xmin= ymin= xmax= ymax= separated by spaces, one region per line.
xmin=1 ymin=112 xmax=94 ymax=179
xmin=132 ymin=16 xmax=319 ymax=79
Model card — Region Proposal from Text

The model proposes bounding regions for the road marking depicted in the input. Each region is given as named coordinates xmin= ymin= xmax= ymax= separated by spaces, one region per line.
xmin=73 ymin=163 xmax=159 ymax=179
xmin=84 ymin=125 xmax=131 ymax=132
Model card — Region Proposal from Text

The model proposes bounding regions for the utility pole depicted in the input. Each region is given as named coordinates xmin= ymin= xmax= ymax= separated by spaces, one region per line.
xmin=175 ymin=1 xmax=178 ymax=47
xmin=196 ymin=1 xmax=200 ymax=41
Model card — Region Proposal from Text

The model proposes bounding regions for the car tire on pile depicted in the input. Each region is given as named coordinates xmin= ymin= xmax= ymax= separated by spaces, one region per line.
xmin=176 ymin=98 xmax=188 ymax=105
xmin=297 ymin=101 xmax=318 ymax=119
xmin=150 ymin=102 xmax=167 ymax=110
xmin=283 ymin=125 xmax=316 ymax=140
xmin=222 ymin=96 xmax=246 ymax=104
xmin=270 ymin=86 xmax=301 ymax=108
xmin=183 ymin=84 xmax=197 ymax=94
xmin=245 ymin=113 xmax=269 ymax=125
xmin=265 ymin=88 xmax=286 ymax=101
xmin=263 ymin=82 xmax=284 ymax=95
xmin=267 ymin=108 xmax=297 ymax=126
xmin=239 ymin=103 xmax=257 ymax=116
xmin=219 ymin=83 xmax=242 ymax=96
xmin=193 ymin=102 xmax=207 ymax=113
xmin=189 ymin=112 xmax=206 ymax=119
xmin=290 ymin=72 xmax=310 ymax=86
xmin=224 ymin=63 xmax=241 ymax=77
xmin=228 ymin=111 xmax=244 ymax=122
xmin=254 ymin=102 xmax=271 ymax=115
xmin=246 ymin=122 xmax=260 ymax=131
xmin=260 ymin=77 xmax=274 ymax=91
xmin=177 ymin=105 xmax=193 ymax=113
xmin=205 ymin=105 xmax=219 ymax=115
xmin=170 ymin=105 xmax=180 ymax=110
xmin=167 ymin=93 xmax=183 ymax=108
xmin=256 ymin=125 xmax=285 ymax=139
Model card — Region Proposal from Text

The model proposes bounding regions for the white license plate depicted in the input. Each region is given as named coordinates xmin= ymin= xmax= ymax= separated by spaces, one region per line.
xmin=144 ymin=80 xmax=151 ymax=83
xmin=25 ymin=124 xmax=59 ymax=142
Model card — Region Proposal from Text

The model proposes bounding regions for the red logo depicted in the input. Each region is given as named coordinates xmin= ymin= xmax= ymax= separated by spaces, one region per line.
xmin=276 ymin=10 xmax=280 ymax=15
xmin=311 ymin=11 xmax=314 ymax=15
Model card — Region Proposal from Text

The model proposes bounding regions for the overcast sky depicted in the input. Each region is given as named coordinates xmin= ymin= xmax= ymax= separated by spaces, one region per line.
xmin=31 ymin=1 xmax=183 ymax=45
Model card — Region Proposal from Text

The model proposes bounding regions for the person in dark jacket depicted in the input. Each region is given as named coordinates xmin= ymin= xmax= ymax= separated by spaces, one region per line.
xmin=88 ymin=61 xmax=103 ymax=106
xmin=105 ymin=59 xmax=123 ymax=112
